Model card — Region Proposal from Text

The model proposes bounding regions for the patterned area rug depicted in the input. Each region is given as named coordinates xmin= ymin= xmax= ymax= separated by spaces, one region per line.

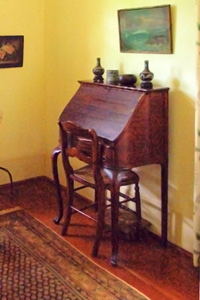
xmin=0 ymin=208 xmax=149 ymax=300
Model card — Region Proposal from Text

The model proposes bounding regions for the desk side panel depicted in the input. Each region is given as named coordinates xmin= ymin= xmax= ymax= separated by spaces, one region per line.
xmin=112 ymin=90 xmax=168 ymax=168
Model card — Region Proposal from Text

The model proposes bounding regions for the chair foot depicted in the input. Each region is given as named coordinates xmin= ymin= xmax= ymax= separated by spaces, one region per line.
xmin=61 ymin=222 xmax=70 ymax=236
xmin=92 ymin=244 xmax=99 ymax=257
xmin=110 ymin=253 xmax=118 ymax=267
xmin=53 ymin=215 xmax=62 ymax=225
xmin=61 ymin=229 xmax=67 ymax=236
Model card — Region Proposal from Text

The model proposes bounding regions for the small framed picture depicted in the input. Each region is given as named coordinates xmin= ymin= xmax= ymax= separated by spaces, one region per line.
xmin=118 ymin=5 xmax=172 ymax=54
xmin=0 ymin=35 xmax=24 ymax=68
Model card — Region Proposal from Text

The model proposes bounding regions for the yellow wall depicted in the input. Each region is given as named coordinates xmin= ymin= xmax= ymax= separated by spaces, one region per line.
xmin=0 ymin=0 xmax=46 ymax=181
xmin=0 ymin=0 xmax=197 ymax=253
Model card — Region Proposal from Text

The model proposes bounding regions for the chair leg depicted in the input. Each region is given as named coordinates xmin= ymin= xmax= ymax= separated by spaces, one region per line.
xmin=62 ymin=177 xmax=74 ymax=236
xmin=94 ymin=188 xmax=98 ymax=211
xmin=52 ymin=147 xmax=63 ymax=224
xmin=110 ymin=176 xmax=120 ymax=267
xmin=134 ymin=182 xmax=142 ymax=241
xmin=135 ymin=183 xmax=141 ymax=221
xmin=92 ymin=183 xmax=105 ymax=257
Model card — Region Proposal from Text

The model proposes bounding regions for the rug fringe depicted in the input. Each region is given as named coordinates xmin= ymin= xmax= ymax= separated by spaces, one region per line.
xmin=0 ymin=206 xmax=23 ymax=216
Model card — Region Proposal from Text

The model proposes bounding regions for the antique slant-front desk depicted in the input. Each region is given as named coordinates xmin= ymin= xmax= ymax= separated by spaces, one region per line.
xmin=59 ymin=80 xmax=169 ymax=250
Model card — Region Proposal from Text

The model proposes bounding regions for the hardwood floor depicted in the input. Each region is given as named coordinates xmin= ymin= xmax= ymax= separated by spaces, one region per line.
xmin=0 ymin=176 xmax=199 ymax=300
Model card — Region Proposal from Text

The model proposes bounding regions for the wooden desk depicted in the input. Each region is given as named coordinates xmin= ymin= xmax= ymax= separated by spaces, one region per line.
xmin=59 ymin=81 xmax=169 ymax=246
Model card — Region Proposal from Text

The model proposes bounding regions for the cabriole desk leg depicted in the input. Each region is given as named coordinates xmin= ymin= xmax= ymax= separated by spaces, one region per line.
xmin=52 ymin=147 xmax=63 ymax=224
xmin=0 ymin=166 xmax=13 ymax=197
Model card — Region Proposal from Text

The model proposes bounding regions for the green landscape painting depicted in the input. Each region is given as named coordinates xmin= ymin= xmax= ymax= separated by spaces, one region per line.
xmin=118 ymin=5 xmax=172 ymax=54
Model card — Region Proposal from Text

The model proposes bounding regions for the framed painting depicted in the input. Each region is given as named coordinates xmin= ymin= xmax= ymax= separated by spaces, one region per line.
xmin=118 ymin=5 xmax=172 ymax=54
xmin=0 ymin=36 xmax=24 ymax=68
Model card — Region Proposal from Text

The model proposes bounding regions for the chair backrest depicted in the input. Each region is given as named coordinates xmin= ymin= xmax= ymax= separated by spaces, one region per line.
xmin=59 ymin=121 xmax=101 ymax=176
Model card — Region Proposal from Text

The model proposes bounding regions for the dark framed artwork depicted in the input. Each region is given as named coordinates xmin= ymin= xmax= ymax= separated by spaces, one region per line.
xmin=0 ymin=36 xmax=24 ymax=68
xmin=118 ymin=5 xmax=172 ymax=54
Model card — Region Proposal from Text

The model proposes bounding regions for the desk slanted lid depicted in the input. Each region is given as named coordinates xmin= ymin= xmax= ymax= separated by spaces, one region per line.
xmin=59 ymin=81 xmax=149 ymax=142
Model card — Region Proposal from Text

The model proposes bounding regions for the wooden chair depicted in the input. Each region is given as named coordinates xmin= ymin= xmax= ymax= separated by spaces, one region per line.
xmin=59 ymin=121 xmax=105 ymax=257
xmin=53 ymin=121 xmax=142 ymax=265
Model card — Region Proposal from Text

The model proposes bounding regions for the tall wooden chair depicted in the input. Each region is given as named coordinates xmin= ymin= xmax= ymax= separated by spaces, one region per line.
xmin=54 ymin=121 xmax=142 ymax=265
xmin=59 ymin=121 xmax=105 ymax=257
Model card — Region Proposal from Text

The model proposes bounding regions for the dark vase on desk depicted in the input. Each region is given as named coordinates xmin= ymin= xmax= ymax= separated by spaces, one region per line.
xmin=139 ymin=60 xmax=154 ymax=89
xmin=93 ymin=58 xmax=104 ymax=83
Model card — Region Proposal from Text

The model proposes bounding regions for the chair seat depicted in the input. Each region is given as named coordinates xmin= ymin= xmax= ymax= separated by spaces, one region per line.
xmin=73 ymin=165 xmax=139 ymax=187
